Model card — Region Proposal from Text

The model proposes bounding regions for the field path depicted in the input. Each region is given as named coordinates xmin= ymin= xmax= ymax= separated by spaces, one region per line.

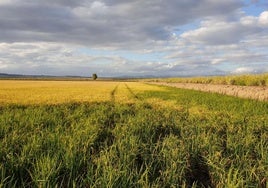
xmin=150 ymin=82 xmax=268 ymax=101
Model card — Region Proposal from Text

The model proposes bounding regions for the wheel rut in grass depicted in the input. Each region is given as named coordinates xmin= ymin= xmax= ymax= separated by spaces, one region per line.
xmin=90 ymin=109 xmax=116 ymax=156
xmin=125 ymin=83 xmax=140 ymax=100
xmin=90 ymin=85 xmax=120 ymax=156
xmin=110 ymin=84 xmax=119 ymax=102
xmin=91 ymin=127 xmax=115 ymax=156
xmin=186 ymin=153 xmax=214 ymax=188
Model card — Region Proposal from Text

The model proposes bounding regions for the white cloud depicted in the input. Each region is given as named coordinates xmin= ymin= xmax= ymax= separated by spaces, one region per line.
xmin=211 ymin=58 xmax=225 ymax=65
xmin=259 ymin=11 xmax=268 ymax=26
xmin=232 ymin=67 xmax=255 ymax=74
xmin=180 ymin=11 xmax=268 ymax=45
xmin=0 ymin=42 xmax=158 ymax=76
xmin=240 ymin=16 xmax=258 ymax=26
xmin=0 ymin=1 xmax=267 ymax=77
xmin=0 ymin=60 xmax=8 ymax=69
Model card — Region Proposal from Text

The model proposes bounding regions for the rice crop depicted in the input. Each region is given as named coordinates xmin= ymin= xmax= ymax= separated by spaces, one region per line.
xmin=0 ymin=80 xmax=267 ymax=187
xmin=145 ymin=73 xmax=268 ymax=86
xmin=0 ymin=81 xmax=162 ymax=105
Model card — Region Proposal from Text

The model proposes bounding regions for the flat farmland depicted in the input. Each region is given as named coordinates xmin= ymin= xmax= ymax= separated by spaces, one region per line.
xmin=0 ymin=80 xmax=161 ymax=105
xmin=0 ymin=80 xmax=267 ymax=187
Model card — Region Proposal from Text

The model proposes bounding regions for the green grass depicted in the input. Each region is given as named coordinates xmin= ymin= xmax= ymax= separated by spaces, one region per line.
xmin=0 ymin=85 xmax=268 ymax=187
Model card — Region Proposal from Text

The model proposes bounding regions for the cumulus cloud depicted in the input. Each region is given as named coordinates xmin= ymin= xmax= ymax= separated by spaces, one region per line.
xmin=180 ymin=11 xmax=268 ymax=45
xmin=0 ymin=0 xmax=267 ymax=77
xmin=231 ymin=65 xmax=268 ymax=74
xmin=0 ymin=42 xmax=165 ymax=76
xmin=232 ymin=67 xmax=254 ymax=74
xmin=0 ymin=0 xmax=243 ymax=47
xmin=259 ymin=11 xmax=268 ymax=26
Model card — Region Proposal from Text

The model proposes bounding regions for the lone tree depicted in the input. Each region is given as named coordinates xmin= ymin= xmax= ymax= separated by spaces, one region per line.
xmin=92 ymin=73 xmax=98 ymax=80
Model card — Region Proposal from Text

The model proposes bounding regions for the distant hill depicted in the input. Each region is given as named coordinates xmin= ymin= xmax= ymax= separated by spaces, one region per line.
xmin=0 ymin=73 xmax=156 ymax=80
xmin=0 ymin=73 xmax=25 ymax=78
xmin=0 ymin=73 xmax=91 ymax=80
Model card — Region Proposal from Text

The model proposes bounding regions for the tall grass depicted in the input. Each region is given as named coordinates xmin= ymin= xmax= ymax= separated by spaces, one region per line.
xmin=144 ymin=73 xmax=268 ymax=86
xmin=0 ymin=82 xmax=267 ymax=187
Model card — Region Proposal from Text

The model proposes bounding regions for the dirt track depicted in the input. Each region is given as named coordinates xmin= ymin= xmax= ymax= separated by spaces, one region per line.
xmin=151 ymin=82 xmax=268 ymax=101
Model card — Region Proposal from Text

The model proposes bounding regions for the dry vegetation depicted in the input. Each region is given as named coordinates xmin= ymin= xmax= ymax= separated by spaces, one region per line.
xmin=151 ymin=82 xmax=268 ymax=101
xmin=144 ymin=73 xmax=268 ymax=101
xmin=145 ymin=73 xmax=268 ymax=86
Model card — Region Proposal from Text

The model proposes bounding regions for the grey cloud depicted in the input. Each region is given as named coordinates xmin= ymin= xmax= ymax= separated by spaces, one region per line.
xmin=1 ymin=1 xmax=267 ymax=77
xmin=0 ymin=0 xmax=243 ymax=47
xmin=171 ymin=64 xmax=226 ymax=76
xmin=166 ymin=39 xmax=268 ymax=66
xmin=5 ymin=41 xmax=262 ymax=77
xmin=181 ymin=23 xmax=262 ymax=45
xmin=136 ymin=63 xmax=227 ymax=77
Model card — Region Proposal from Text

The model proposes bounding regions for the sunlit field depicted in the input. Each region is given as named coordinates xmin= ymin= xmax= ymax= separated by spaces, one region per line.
xmin=0 ymin=80 xmax=163 ymax=105
xmin=144 ymin=73 xmax=268 ymax=86
xmin=0 ymin=80 xmax=267 ymax=187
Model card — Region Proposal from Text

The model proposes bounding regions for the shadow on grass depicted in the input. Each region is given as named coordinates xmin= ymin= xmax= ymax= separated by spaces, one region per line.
xmin=186 ymin=153 xmax=214 ymax=188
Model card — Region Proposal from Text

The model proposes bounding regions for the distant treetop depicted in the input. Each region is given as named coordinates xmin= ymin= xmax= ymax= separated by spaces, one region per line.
xmin=92 ymin=73 xmax=98 ymax=80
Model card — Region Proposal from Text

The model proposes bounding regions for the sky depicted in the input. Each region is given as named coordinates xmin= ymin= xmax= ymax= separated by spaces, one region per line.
xmin=0 ymin=0 xmax=267 ymax=77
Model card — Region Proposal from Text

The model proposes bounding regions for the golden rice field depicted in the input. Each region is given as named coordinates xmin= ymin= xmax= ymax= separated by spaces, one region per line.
xmin=0 ymin=80 xmax=163 ymax=105
xmin=0 ymin=80 xmax=267 ymax=187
